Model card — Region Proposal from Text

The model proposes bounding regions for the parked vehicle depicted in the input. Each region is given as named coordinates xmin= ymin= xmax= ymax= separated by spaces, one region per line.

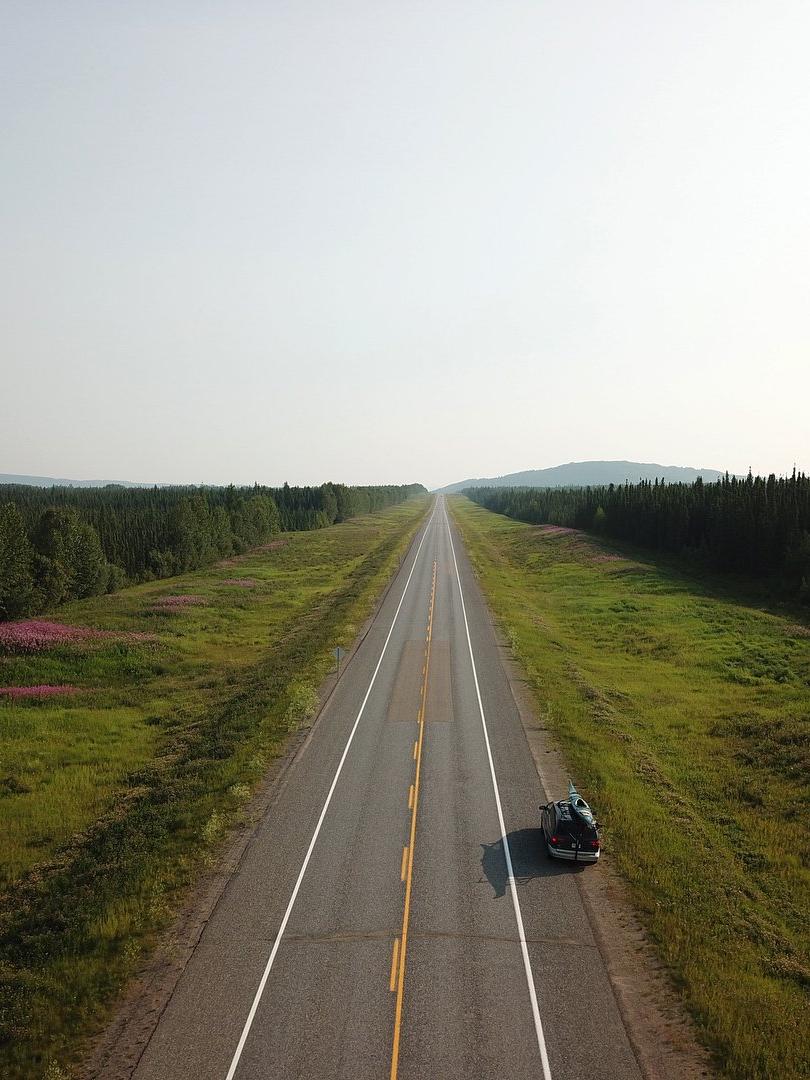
xmin=540 ymin=781 xmax=601 ymax=863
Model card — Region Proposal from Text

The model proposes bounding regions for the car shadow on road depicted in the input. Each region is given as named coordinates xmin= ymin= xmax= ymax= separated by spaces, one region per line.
xmin=481 ymin=828 xmax=587 ymax=898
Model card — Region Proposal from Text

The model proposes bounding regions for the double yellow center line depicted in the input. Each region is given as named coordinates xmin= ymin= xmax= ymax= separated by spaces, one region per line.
xmin=389 ymin=559 xmax=437 ymax=1080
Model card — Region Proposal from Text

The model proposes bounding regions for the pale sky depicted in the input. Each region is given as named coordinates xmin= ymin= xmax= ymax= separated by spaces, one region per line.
xmin=2 ymin=2 xmax=808 ymax=489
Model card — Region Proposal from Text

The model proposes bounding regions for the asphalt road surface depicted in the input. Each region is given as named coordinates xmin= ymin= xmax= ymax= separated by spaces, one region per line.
xmin=131 ymin=497 xmax=642 ymax=1080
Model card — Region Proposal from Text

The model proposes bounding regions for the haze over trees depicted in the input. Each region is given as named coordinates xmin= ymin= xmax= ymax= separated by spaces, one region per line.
xmin=0 ymin=483 xmax=424 ymax=620
xmin=466 ymin=472 xmax=810 ymax=599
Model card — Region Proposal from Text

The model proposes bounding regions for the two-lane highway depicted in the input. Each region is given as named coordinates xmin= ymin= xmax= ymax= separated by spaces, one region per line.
xmin=129 ymin=497 xmax=641 ymax=1080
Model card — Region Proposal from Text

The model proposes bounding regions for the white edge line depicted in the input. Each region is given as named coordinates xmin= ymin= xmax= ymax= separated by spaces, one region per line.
xmin=224 ymin=501 xmax=437 ymax=1080
xmin=441 ymin=497 xmax=554 ymax=1080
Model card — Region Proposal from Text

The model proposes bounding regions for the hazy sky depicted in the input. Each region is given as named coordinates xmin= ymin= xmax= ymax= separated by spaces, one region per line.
xmin=2 ymin=2 xmax=808 ymax=489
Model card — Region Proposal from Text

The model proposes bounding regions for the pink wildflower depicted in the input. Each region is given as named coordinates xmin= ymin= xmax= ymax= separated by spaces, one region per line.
xmin=0 ymin=620 xmax=109 ymax=653
xmin=0 ymin=620 xmax=155 ymax=653
xmin=0 ymin=684 xmax=77 ymax=698
xmin=151 ymin=595 xmax=206 ymax=608
xmin=536 ymin=525 xmax=578 ymax=536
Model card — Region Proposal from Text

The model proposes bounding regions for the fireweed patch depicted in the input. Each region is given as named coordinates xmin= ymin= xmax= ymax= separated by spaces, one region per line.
xmin=0 ymin=620 xmax=152 ymax=654
xmin=536 ymin=524 xmax=579 ymax=536
xmin=149 ymin=595 xmax=206 ymax=612
xmin=0 ymin=685 xmax=77 ymax=699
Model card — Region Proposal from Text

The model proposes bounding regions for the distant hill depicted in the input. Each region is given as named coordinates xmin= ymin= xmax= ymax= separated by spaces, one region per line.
xmin=435 ymin=460 xmax=729 ymax=494
xmin=0 ymin=473 xmax=157 ymax=488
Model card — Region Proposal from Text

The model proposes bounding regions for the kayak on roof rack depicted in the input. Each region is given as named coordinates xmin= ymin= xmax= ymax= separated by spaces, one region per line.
xmin=540 ymin=781 xmax=601 ymax=863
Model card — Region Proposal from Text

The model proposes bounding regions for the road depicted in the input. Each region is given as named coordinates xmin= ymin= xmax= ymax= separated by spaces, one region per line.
xmin=130 ymin=497 xmax=642 ymax=1080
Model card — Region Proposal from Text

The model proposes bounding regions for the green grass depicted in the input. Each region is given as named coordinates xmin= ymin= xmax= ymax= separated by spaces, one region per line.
xmin=1 ymin=704 xmax=155 ymax=887
xmin=0 ymin=498 xmax=429 ymax=1078
xmin=449 ymin=496 xmax=809 ymax=1080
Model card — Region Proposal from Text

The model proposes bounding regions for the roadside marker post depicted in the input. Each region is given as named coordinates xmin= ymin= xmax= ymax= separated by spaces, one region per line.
xmin=334 ymin=645 xmax=346 ymax=677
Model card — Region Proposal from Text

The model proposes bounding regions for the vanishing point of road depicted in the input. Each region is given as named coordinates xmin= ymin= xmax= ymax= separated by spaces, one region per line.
xmin=130 ymin=497 xmax=641 ymax=1080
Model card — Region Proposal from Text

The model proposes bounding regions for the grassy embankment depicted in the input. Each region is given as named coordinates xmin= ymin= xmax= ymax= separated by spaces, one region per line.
xmin=0 ymin=497 xmax=428 ymax=1079
xmin=449 ymin=496 xmax=809 ymax=1080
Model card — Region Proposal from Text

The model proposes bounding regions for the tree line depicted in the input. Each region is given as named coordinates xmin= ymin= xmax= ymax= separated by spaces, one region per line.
xmin=0 ymin=482 xmax=425 ymax=620
xmin=465 ymin=472 xmax=810 ymax=599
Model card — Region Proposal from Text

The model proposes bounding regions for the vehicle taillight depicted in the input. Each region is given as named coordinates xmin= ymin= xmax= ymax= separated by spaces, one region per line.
xmin=550 ymin=835 xmax=559 ymax=845
xmin=590 ymin=839 xmax=600 ymax=849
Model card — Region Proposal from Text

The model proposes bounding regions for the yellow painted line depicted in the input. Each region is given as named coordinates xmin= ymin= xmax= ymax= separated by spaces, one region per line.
xmin=412 ymin=740 xmax=417 ymax=759
xmin=408 ymin=784 xmax=414 ymax=810
xmin=390 ymin=560 xmax=437 ymax=1080
xmin=389 ymin=938 xmax=400 ymax=992
xmin=400 ymin=845 xmax=409 ymax=881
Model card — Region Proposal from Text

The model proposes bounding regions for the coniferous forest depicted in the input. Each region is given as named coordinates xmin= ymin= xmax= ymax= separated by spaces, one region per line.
xmin=0 ymin=482 xmax=425 ymax=620
xmin=466 ymin=472 xmax=810 ymax=600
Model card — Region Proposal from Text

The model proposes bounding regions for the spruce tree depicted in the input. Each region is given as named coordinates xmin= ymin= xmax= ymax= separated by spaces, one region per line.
xmin=0 ymin=503 xmax=35 ymax=618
